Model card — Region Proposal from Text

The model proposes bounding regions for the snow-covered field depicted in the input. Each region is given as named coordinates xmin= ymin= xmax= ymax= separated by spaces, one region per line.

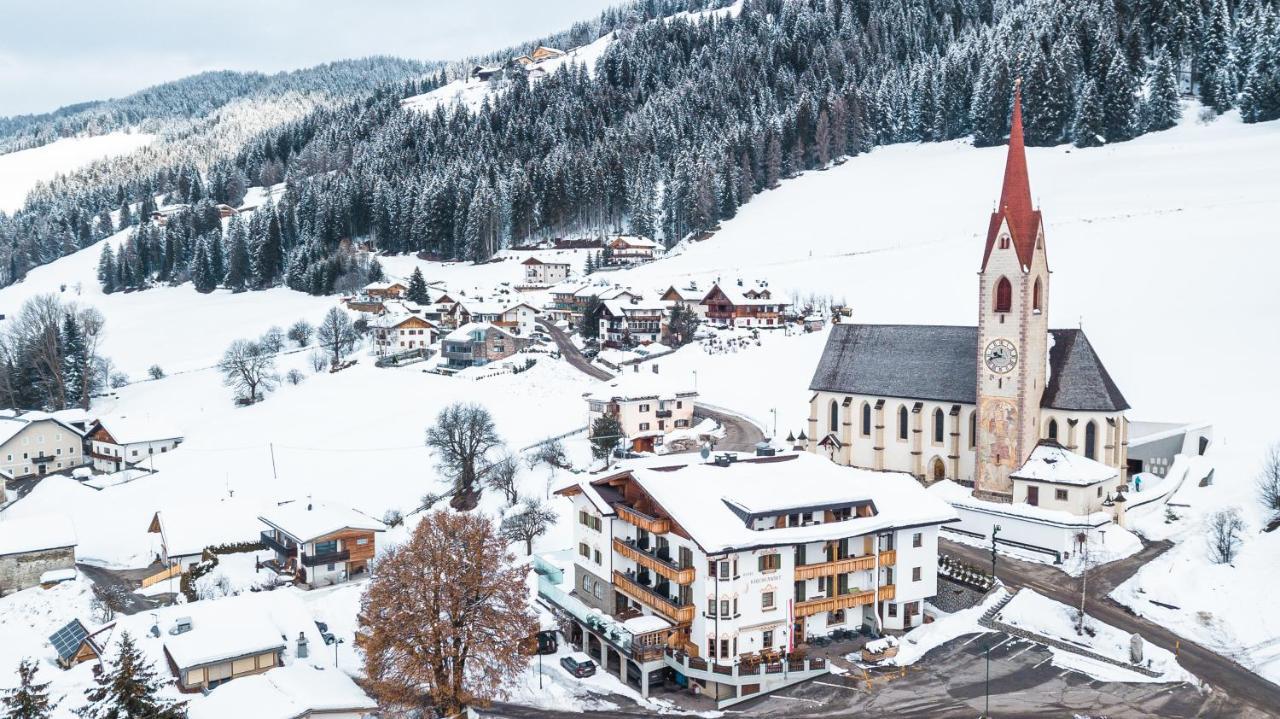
xmin=0 ymin=132 xmax=154 ymax=213
xmin=0 ymin=104 xmax=1276 ymax=708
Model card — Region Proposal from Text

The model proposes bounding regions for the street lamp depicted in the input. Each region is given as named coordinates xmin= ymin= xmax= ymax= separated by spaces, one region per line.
xmin=984 ymin=638 xmax=992 ymax=718
xmin=333 ymin=637 xmax=345 ymax=667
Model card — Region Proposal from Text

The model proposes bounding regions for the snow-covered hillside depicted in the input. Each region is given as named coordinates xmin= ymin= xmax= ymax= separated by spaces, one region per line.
xmin=0 ymin=131 xmax=153 ymax=213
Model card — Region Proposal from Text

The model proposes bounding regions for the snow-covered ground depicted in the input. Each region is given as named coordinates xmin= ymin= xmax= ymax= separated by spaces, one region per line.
xmin=0 ymin=104 xmax=1275 ymax=705
xmin=0 ymin=132 xmax=154 ymax=213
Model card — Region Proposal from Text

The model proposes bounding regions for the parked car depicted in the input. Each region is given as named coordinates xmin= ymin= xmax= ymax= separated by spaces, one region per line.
xmin=314 ymin=621 xmax=336 ymax=645
xmin=536 ymin=630 xmax=558 ymax=655
xmin=559 ymin=653 xmax=597 ymax=678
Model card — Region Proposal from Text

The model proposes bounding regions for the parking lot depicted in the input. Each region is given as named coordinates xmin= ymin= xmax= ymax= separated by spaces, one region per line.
xmin=485 ymin=630 xmax=1262 ymax=719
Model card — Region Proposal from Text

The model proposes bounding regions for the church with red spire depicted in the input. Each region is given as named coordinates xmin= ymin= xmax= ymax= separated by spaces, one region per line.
xmin=806 ymin=88 xmax=1131 ymax=511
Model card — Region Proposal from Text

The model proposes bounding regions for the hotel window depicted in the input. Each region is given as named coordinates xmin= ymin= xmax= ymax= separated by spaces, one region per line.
xmin=578 ymin=543 xmax=590 ymax=559
xmin=720 ymin=599 xmax=731 ymax=617
xmin=912 ymin=567 xmax=922 ymax=582
xmin=639 ymin=422 xmax=650 ymax=431
xmin=762 ymin=591 xmax=775 ymax=610
xmin=1055 ymin=489 xmax=1069 ymax=501
xmin=639 ymin=404 xmax=650 ymax=412
xmin=912 ymin=532 xmax=922 ymax=548
xmin=763 ymin=629 xmax=773 ymax=647
xmin=758 ymin=553 xmax=781 ymax=572
xmin=593 ymin=549 xmax=602 ymax=564
xmin=888 ymin=603 xmax=898 ymax=617
xmin=707 ymin=599 xmax=715 ymax=616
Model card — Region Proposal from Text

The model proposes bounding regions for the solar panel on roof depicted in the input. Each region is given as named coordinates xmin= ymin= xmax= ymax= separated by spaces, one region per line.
xmin=49 ymin=620 xmax=88 ymax=660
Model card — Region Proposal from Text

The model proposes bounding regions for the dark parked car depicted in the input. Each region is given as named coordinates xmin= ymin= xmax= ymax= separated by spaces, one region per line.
xmin=314 ymin=621 xmax=336 ymax=645
xmin=560 ymin=653 xmax=597 ymax=678
xmin=535 ymin=630 xmax=558 ymax=655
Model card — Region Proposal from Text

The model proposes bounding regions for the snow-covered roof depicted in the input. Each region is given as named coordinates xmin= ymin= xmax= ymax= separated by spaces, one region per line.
xmin=444 ymin=321 xmax=515 ymax=343
xmin=457 ymin=300 xmax=506 ymax=315
xmin=187 ymin=664 xmax=377 ymax=719
xmin=153 ymin=498 xmax=266 ymax=559
xmin=364 ymin=281 xmax=405 ymax=291
xmin=591 ymin=452 xmax=957 ymax=554
xmin=258 ymin=501 xmax=384 ymax=544
xmin=703 ymin=283 xmax=784 ymax=307
xmin=0 ymin=513 xmax=77 ymax=556
xmin=583 ymin=373 xmax=696 ymax=403
xmin=1010 ymin=441 xmax=1118 ymax=486
xmin=93 ymin=414 xmax=183 ymax=445
xmin=0 ymin=410 xmax=84 ymax=446
xmin=368 ymin=311 xmax=435 ymax=330
xmin=611 ymin=236 xmax=659 ymax=248
xmin=164 ymin=614 xmax=285 ymax=670
xmin=622 ymin=615 xmax=671 ymax=634
xmin=601 ymin=299 xmax=667 ymax=316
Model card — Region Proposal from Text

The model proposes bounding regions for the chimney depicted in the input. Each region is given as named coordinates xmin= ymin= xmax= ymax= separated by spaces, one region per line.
xmin=651 ymin=364 xmax=658 ymax=374
xmin=297 ymin=632 xmax=309 ymax=659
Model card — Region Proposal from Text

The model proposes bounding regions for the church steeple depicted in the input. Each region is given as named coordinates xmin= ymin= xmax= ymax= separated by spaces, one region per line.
xmin=981 ymin=84 xmax=1042 ymax=272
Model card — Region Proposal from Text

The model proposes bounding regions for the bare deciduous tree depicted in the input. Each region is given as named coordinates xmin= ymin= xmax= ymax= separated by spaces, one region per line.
xmin=309 ymin=349 xmax=328 ymax=372
xmin=287 ymin=319 xmax=314 ymax=348
xmin=485 ymin=451 xmax=521 ymax=507
xmin=316 ymin=307 xmax=357 ymax=367
xmin=500 ymin=497 xmax=558 ymax=555
xmin=361 ymin=510 xmax=536 ymax=716
xmin=1257 ymin=444 xmax=1280 ymax=519
xmin=425 ymin=403 xmax=503 ymax=510
xmin=217 ymin=339 xmax=277 ymax=403
xmin=1207 ymin=508 xmax=1245 ymax=564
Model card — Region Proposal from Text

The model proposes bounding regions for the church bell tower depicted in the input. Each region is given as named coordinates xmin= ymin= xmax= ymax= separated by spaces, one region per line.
xmin=974 ymin=84 xmax=1051 ymax=500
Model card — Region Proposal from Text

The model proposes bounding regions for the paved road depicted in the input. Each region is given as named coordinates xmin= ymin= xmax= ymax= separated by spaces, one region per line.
xmin=695 ymin=405 xmax=766 ymax=453
xmin=77 ymin=563 xmax=168 ymax=615
xmin=538 ymin=318 xmax=614 ymax=381
xmin=941 ymin=538 xmax=1280 ymax=715
xmin=481 ymin=629 xmax=1247 ymax=718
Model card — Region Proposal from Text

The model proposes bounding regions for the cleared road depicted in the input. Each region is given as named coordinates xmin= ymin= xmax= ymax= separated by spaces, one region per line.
xmin=941 ymin=538 xmax=1280 ymax=715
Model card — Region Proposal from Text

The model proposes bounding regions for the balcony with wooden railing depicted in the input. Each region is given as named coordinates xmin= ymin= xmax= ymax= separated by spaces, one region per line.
xmin=615 ymin=504 xmax=670 ymax=534
xmin=614 ymin=570 xmax=695 ymax=624
xmin=793 ymin=550 xmax=897 ymax=581
xmin=613 ymin=538 xmax=695 ymax=585
xmin=794 ymin=584 xmax=897 ymax=618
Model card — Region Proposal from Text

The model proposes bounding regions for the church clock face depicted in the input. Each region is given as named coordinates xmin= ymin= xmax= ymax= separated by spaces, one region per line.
xmin=984 ymin=339 xmax=1018 ymax=374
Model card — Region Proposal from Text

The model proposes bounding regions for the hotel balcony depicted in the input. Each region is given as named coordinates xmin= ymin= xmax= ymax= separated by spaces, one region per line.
xmin=615 ymin=504 xmax=670 ymax=534
xmin=794 ymin=584 xmax=897 ymax=618
xmin=793 ymin=550 xmax=897 ymax=581
xmin=613 ymin=538 xmax=695 ymax=585
xmin=614 ymin=570 xmax=695 ymax=625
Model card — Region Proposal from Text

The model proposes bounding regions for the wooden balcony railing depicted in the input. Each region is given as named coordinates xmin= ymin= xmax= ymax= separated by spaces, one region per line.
xmin=615 ymin=505 xmax=670 ymax=534
xmin=613 ymin=570 xmax=694 ymax=624
xmin=793 ymin=549 xmax=897 ymax=580
xmin=613 ymin=538 xmax=695 ymax=585
xmin=794 ymin=584 xmax=897 ymax=618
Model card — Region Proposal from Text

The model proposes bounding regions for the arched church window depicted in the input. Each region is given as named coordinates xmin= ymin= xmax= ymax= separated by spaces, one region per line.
xmin=829 ymin=400 xmax=839 ymax=434
xmin=1084 ymin=421 xmax=1098 ymax=460
xmin=1047 ymin=418 xmax=1058 ymax=441
xmin=898 ymin=406 xmax=909 ymax=440
xmin=1032 ymin=277 xmax=1043 ymax=313
xmin=968 ymin=412 xmax=977 ymax=449
xmin=933 ymin=409 xmax=945 ymax=443
xmin=861 ymin=402 xmax=871 ymax=437
xmin=994 ymin=277 xmax=1012 ymax=313
xmin=999 ymin=236 xmax=1010 ymax=249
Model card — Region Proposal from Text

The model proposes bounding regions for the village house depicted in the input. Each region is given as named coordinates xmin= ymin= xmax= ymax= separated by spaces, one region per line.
xmin=259 ymin=501 xmax=385 ymax=589
xmin=0 ymin=410 xmax=85 ymax=480
xmin=186 ymin=664 xmax=379 ymax=719
xmin=607 ymin=236 xmax=660 ymax=264
xmin=441 ymin=322 xmax=530 ymax=369
xmin=495 ymin=302 xmax=540 ymax=336
xmin=215 ymin=203 xmax=239 ymax=218
xmin=700 ymin=283 xmax=789 ymax=328
xmin=147 ymin=499 xmax=265 ymax=574
xmin=1009 ymin=440 xmax=1125 ymax=514
xmin=514 ymin=45 xmax=566 ymax=65
xmin=369 ymin=313 xmax=437 ymax=355
xmin=363 ymin=281 xmax=407 ymax=300
xmin=87 ymin=415 xmax=184 ymax=473
xmin=585 ymin=373 xmax=697 ymax=453
xmin=166 ymin=614 xmax=286 ymax=692
xmin=0 ymin=513 xmax=77 ymax=595
xmin=595 ymin=299 xmax=669 ymax=347
xmin=521 ymin=257 xmax=572 ymax=287
xmin=658 ymin=285 xmax=704 ymax=314
xmin=548 ymin=451 xmax=956 ymax=707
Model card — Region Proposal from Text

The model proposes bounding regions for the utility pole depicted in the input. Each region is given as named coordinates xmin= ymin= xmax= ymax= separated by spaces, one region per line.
xmin=984 ymin=638 xmax=992 ymax=718
xmin=1077 ymin=530 xmax=1089 ymax=634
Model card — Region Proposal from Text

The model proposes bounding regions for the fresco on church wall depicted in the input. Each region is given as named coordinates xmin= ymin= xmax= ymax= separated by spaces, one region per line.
xmin=977 ymin=397 xmax=1018 ymax=494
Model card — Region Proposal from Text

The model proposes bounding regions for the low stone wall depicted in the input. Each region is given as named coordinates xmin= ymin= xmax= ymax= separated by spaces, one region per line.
xmin=932 ymin=576 xmax=989 ymax=613
xmin=0 ymin=546 xmax=75 ymax=595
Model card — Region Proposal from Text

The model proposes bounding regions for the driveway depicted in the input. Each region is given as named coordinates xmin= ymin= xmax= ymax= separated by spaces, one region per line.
xmin=941 ymin=538 xmax=1280 ymax=715
xmin=694 ymin=405 xmax=766 ymax=453
xmin=77 ymin=563 xmax=168 ymax=615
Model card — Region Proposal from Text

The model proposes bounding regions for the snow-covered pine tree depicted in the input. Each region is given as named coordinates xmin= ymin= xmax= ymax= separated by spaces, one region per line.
xmin=1072 ymin=79 xmax=1106 ymax=147
xmin=406 ymin=267 xmax=430 ymax=304
xmin=190 ymin=240 xmax=216 ymax=294
xmin=77 ymin=632 xmax=185 ymax=719
xmin=97 ymin=244 xmax=117 ymax=294
xmin=1145 ymin=48 xmax=1183 ymax=131
xmin=1 ymin=658 xmax=56 ymax=719
xmin=61 ymin=313 xmax=89 ymax=410
xmin=1023 ymin=46 xmax=1071 ymax=146
xmin=223 ymin=216 xmax=250 ymax=291
xmin=1198 ymin=0 xmax=1236 ymax=111
xmin=1103 ymin=50 xmax=1142 ymax=143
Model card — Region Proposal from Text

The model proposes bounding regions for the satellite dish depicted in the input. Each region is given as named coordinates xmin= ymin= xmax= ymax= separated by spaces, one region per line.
xmin=699 ymin=445 xmax=711 ymax=461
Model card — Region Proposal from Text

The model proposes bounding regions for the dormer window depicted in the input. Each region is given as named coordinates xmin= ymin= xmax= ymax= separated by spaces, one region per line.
xmin=999 ymin=236 xmax=1011 ymax=249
